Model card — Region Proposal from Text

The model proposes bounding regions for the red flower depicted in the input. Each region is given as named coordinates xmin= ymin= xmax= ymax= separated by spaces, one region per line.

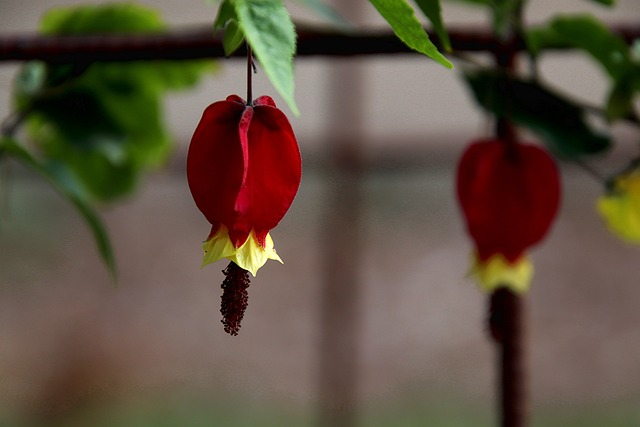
xmin=456 ymin=138 xmax=560 ymax=292
xmin=187 ymin=94 xmax=301 ymax=276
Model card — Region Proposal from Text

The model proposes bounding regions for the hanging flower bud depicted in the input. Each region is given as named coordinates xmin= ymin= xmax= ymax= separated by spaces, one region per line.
xmin=187 ymin=94 xmax=301 ymax=334
xmin=456 ymin=139 xmax=561 ymax=293
xmin=597 ymin=168 xmax=640 ymax=243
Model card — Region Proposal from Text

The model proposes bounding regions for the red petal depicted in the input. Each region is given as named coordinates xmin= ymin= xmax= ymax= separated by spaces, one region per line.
xmin=226 ymin=94 xmax=245 ymax=104
xmin=456 ymin=139 xmax=561 ymax=261
xmin=254 ymin=95 xmax=276 ymax=107
xmin=232 ymin=103 xmax=302 ymax=242
xmin=236 ymin=106 xmax=253 ymax=190
xmin=187 ymin=99 xmax=246 ymax=229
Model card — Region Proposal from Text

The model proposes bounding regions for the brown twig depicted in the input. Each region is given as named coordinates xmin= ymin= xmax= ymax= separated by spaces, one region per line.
xmin=0 ymin=24 xmax=638 ymax=63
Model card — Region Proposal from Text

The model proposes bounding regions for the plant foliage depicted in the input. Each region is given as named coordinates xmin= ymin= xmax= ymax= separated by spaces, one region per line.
xmin=5 ymin=3 xmax=213 ymax=276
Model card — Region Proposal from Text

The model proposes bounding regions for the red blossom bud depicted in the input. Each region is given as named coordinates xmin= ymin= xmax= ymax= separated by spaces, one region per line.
xmin=456 ymin=138 xmax=561 ymax=292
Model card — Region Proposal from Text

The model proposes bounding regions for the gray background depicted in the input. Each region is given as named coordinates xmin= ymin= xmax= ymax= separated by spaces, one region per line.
xmin=1 ymin=0 xmax=640 ymax=425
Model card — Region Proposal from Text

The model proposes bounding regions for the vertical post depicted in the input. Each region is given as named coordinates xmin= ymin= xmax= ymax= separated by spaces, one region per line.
xmin=316 ymin=3 xmax=365 ymax=427
xmin=317 ymin=149 xmax=363 ymax=427
xmin=490 ymin=30 xmax=529 ymax=427
xmin=489 ymin=289 xmax=528 ymax=427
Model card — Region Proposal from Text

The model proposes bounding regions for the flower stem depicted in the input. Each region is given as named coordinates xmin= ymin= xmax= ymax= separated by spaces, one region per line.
xmin=246 ymin=44 xmax=253 ymax=105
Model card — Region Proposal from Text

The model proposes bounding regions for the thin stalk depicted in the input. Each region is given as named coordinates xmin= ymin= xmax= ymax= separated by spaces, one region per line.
xmin=246 ymin=44 xmax=253 ymax=105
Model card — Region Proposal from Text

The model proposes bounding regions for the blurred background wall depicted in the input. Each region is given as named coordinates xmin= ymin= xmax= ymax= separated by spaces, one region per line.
xmin=1 ymin=1 xmax=640 ymax=426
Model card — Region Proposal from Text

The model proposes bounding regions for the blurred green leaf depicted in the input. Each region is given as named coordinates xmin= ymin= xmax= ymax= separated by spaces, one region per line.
xmin=291 ymin=0 xmax=352 ymax=28
xmin=28 ymin=87 xmax=123 ymax=149
xmin=526 ymin=26 xmax=568 ymax=56
xmin=605 ymin=67 xmax=640 ymax=120
xmin=40 ymin=2 xmax=165 ymax=34
xmin=492 ymin=0 xmax=522 ymax=38
xmin=465 ymin=71 xmax=611 ymax=159
xmin=234 ymin=0 xmax=299 ymax=114
xmin=527 ymin=15 xmax=630 ymax=79
xmin=21 ymin=67 xmax=164 ymax=201
xmin=632 ymin=39 xmax=640 ymax=62
xmin=553 ymin=15 xmax=629 ymax=79
xmin=14 ymin=62 xmax=46 ymax=97
xmin=1 ymin=136 xmax=116 ymax=279
xmin=413 ymin=0 xmax=451 ymax=52
xmin=25 ymin=76 xmax=171 ymax=200
xmin=442 ymin=0 xmax=491 ymax=5
xmin=444 ymin=0 xmax=520 ymax=38
xmin=606 ymin=79 xmax=633 ymax=120
xmin=369 ymin=0 xmax=453 ymax=68
xmin=584 ymin=0 xmax=615 ymax=5
xmin=15 ymin=3 xmax=213 ymax=201
xmin=528 ymin=15 xmax=640 ymax=122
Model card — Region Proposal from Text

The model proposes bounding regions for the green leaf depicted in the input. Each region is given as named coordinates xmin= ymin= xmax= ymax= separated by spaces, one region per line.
xmin=16 ymin=4 xmax=214 ymax=202
xmin=632 ymin=39 xmax=640 ymax=62
xmin=234 ymin=0 xmax=299 ymax=114
xmin=214 ymin=0 xmax=236 ymax=29
xmin=442 ymin=0 xmax=491 ymax=4
xmin=606 ymin=78 xmax=634 ymax=120
xmin=584 ymin=0 xmax=615 ymax=6
xmin=413 ymin=0 xmax=451 ymax=52
xmin=491 ymin=0 xmax=522 ymax=38
xmin=1 ymin=137 xmax=116 ymax=280
xmin=223 ymin=20 xmax=246 ymax=56
xmin=40 ymin=2 xmax=166 ymax=34
xmin=369 ymin=0 xmax=453 ymax=69
xmin=444 ymin=0 xmax=519 ymax=38
xmin=552 ymin=15 xmax=629 ymax=79
xmin=14 ymin=62 xmax=46 ymax=97
xmin=605 ymin=66 xmax=640 ymax=120
xmin=24 ymin=71 xmax=172 ymax=200
xmin=526 ymin=26 xmax=568 ymax=57
xmin=527 ymin=15 xmax=630 ymax=80
xmin=464 ymin=71 xmax=611 ymax=159
xmin=291 ymin=0 xmax=352 ymax=29
xmin=214 ymin=1 xmax=245 ymax=57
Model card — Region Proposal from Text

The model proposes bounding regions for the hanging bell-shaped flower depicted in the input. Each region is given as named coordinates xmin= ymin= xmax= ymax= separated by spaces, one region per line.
xmin=456 ymin=138 xmax=561 ymax=293
xmin=187 ymin=94 xmax=302 ymax=277
xmin=187 ymin=94 xmax=301 ymax=335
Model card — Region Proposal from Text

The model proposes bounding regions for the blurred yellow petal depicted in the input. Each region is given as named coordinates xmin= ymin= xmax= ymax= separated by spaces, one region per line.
xmin=469 ymin=253 xmax=533 ymax=294
xmin=201 ymin=225 xmax=282 ymax=276
xmin=597 ymin=171 xmax=640 ymax=243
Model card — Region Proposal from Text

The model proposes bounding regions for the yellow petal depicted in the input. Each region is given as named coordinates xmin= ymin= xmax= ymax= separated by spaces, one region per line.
xmin=201 ymin=225 xmax=237 ymax=268
xmin=597 ymin=171 xmax=640 ymax=243
xmin=469 ymin=253 xmax=533 ymax=294
xmin=230 ymin=231 xmax=283 ymax=277
xmin=200 ymin=225 xmax=282 ymax=276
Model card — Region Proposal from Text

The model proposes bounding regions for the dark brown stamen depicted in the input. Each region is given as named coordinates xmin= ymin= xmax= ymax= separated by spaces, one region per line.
xmin=220 ymin=261 xmax=251 ymax=336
